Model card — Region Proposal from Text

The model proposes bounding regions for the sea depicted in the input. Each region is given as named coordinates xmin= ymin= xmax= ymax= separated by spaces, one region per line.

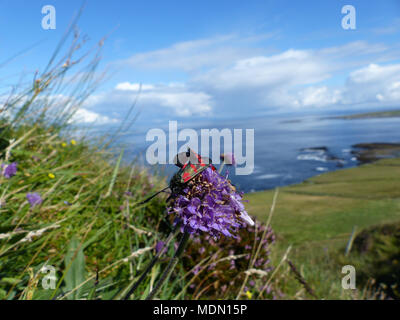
xmin=91 ymin=112 xmax=400 ymax=193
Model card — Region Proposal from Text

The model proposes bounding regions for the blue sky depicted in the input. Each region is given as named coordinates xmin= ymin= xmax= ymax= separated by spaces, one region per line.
xmin=1 ymin=0 xmax=400 ymax=124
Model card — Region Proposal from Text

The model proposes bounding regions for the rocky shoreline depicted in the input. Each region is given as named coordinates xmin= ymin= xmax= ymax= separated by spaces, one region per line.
xmin=351 ymin=143 xmax=400 ymax=164
xmin=299 ymin=142 xmax=400 ymax=166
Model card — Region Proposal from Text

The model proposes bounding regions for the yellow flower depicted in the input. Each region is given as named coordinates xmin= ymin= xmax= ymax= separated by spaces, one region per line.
xmin=245 ymin=291 xmax=252 ymax=299
xmin=70 ymin=139 xmax=76 ymax=145
xmin=48 ymin=173 xmax=55 ymax=179
xmin=61 ymin=142 xmax=67 ymax=147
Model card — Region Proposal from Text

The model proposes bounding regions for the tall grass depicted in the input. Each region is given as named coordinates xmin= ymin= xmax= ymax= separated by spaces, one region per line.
xmin=0 ymin=23 xmax=281 ymax=300
xmin=0 ymin=23 xmax=172 ymax=300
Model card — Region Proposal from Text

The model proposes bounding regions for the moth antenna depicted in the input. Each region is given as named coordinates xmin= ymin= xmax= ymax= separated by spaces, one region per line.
xmin=137 ymin=186 xmax=170 ymax=205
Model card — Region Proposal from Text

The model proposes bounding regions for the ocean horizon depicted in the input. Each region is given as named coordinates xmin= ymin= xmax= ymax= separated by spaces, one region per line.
xmin=94 ymin=112 xmax=400 ymax=193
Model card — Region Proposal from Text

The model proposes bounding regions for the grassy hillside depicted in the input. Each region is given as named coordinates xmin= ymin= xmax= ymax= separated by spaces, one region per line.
xmin=1 ymin=29 xmax=398 ymax=300
xmin=0 ymin=33 xmax=179 ymax=300
xmin=244 ymin=158 xmax=400 ymax=299
xmin=0 ymin=123 xmax=170 ymax=300
xmin=0 ymin=123 xmax=276 ymax=300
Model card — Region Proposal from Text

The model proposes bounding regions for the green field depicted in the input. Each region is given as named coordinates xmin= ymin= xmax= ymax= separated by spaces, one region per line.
xmin=244 ymin=158 xmax=400 ymax=299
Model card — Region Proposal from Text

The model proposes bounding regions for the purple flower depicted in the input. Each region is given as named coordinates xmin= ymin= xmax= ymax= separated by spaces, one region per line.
xmin=220 ymin=153 xmax=236 ymax=166
xmin=26 ymin=192 xmax=42 ymax=208
xmin=208 ymin=263 xmax=217 ymax=271
xmin=168 ymin=167 xmax=254 ymax=239
xmin=192 ymin=265 xmax=201 ymax=275
xmin=2 ymin=162 xmax=17 ymax=178
xmin=155 ymin=241 xmax=165 ymax=253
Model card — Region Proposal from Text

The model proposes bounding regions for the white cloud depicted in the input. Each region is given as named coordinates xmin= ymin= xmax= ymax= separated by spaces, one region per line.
xmin=115 ymin=82 xmax=155 ymax=91
xmin=373 ymin=18 xmax=400 ymax=35
xmin=139 ymin=90 xmax=212 ymax=117
xmin=120 ymin=34 xmax=275 ymax=72
xmin=187 ymin=41 xmax=400 ymax=110
xmin=70 ymin=108 xmax=119 ymax=124
xmin=318 ymin=41 xmax=387 ymax=59
xmin=347 ymin=63 xmax=400 ymax=84
xmin=83 ymin=37 xmax=400 ymax=119
xmin=193 ymin=49 xmax=329 ymax=91
xmin=85 ymin=83 xmax=213 ymax=119
xmin=297 ymin=86 xmax=342 ymax=108
xmin=341 ymin=63 xmax=400 ymax=105
xmin=264 ymin=62 xmax=400 ymax=109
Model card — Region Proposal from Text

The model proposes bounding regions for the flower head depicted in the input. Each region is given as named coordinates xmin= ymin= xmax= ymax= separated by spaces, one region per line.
xmin=61 ymin=142 xmax=67 ymax=147
xmin=155 ymin=241 xmax=165 ymax=253
xmin=168 ymin=167 xmax=254 ymax=239
xmin=70 ymin=139 xmax=77 ymax=145
xmin=26 ymin=192 xmax=42 ymax=208
xmin=48 ymin=173 xmax=55 ymax=179
xmin=2 ymin=162 xmax=17 ymax=179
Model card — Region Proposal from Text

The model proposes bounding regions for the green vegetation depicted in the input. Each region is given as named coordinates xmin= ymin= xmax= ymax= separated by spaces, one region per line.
xmin=0 ymin=121 xmax=170 ymax=300
xmin=0 ymin=118 xmax=275 ymax=300
xmin=330 ymin=110 xmax=400 ymax=120
xmin=0 ymin=30 xmax=174 ymax=300
xmin=245 ymin=158 xmax=400 ymax=299
xmin=2 ymin=27 xmax=399 ymax=300
xmin=0 ymin=30 xmax=276 ymax=301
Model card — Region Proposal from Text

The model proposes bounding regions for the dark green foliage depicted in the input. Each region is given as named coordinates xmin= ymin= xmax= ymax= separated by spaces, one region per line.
xmin=182 ymin=221 xmax=275 ymax=299
xmin=350 ymin=223 xmax=400 ymax=298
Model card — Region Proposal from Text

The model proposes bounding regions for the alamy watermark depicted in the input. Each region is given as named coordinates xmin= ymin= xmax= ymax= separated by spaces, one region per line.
xmin=41 ymin=265 xmax=57 ymax=289
xmin=145 ymin=121 xmax=255 ymax=175
xmin=341 ymin=265 xmax=356 ymax=289
xmin=341 ymin=5 xmax=356 ymax=30
xmin=41 ymin=5 xmax=56 ymax=30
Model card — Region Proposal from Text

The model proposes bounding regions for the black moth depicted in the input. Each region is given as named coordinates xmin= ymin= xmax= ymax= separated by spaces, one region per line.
xmin=138 ymin=148 xmax=215 ymax=205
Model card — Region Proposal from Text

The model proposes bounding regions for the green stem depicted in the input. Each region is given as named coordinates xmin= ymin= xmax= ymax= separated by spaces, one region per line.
xmin=123 ymin=226 xmax=179 ymax=300
xmin=146 ymin=231 xmax=190 ymax=300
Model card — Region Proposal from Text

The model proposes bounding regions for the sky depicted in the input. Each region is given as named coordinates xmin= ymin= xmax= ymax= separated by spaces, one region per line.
xmin=1 ymin=0 xmax=400 ymax=125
